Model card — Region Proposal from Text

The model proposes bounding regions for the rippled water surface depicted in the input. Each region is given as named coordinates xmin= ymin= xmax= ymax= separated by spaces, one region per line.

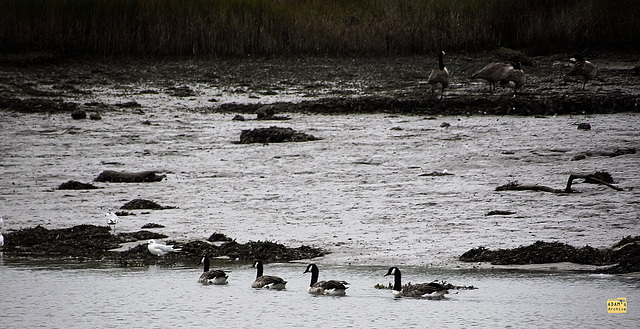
xmin=1 ymin=259 xmax=638 ymax=328
xmin=1 ymin=112 xmax=638 ymax=265
xmin=1 ymin=110 xmax=639 ymax=327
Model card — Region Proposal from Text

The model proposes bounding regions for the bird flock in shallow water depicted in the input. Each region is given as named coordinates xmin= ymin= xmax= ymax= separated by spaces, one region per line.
xmin=427 ymin=51 xmax=600 ymax=99
xmin=196 ymin=256 xmax=450 ymax=298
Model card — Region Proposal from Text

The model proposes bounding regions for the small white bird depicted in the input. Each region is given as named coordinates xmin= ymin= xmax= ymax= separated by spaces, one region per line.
xmin=0 ymin=232 xmax=4 ymax=247
xmin=147 ymin=239 xmax=180 ymax=256
xmin=105 ymin=210 xmax=119 ymax=232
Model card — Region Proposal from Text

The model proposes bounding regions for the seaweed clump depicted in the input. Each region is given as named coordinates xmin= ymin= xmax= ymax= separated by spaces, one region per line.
xmin=174 ymin=240 xmax=326 ymax=262
xmin=460 ymin=237 xmax=640 ymax=274
xmin=3 ymin=224 xmax=120 ymax=257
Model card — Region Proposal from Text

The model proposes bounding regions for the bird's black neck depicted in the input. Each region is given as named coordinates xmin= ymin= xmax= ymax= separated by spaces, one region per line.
xmin=393 ymin=270 xmax=402 ymax=291
xmin=203 ymin=257 xmax=210 ymax=272
xmin=438 ymin=53 xmax=445 ymax=70
xmin=255 ymin=262 xmax=263 ymax=278
xmin=309 ymin=267 xmax=319 ymax=287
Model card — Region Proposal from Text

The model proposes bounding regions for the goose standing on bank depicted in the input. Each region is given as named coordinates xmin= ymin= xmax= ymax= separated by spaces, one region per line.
xmin=147 ymin=239 xmax=180 ymax=256
xmin=303 ymin=263 xmax=349 ymax=296
xmin=251 ymin=260 xmax=287 ymax=289
xmin=427 ymin=50 xmax=450 ymax=99
xmin=384 ymin=267 xmax=449 ymax=299
xmin=568 ymin=54 xmax=597 ymax=90
xmin=471 ymin=62 xmax=511 ymax=91
xmin=198 ymin=255 xmax=228 ymax=285
xmin=499 ymin=62 xmax=526 ymax=94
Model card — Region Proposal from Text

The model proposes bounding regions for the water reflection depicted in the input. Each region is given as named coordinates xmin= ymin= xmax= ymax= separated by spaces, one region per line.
xmin=1 ymin=259 xmax=637 ymax=328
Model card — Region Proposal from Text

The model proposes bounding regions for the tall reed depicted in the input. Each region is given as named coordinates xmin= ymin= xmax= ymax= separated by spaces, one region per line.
xmin=0 ymin=0 xmax=637 ymax=57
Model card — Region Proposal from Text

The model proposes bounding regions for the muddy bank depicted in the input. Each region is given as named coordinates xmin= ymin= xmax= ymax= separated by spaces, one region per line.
xmin=218 ymin=92 xmax=640 ymax=116
xmin=1 ymin=224 xmax=326 ymax=265
xmin=1 ymin=52 xmax=639 ymax=116
xmin=459 ymin=237 xmax=640 ymax=274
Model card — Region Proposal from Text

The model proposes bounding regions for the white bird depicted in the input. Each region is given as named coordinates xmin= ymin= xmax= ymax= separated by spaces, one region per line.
xmin=105 ymin=210 xmax=118 ymax=232
xmin=0 ymin=232 xmax=4 ymax=247
xmin=147 ymin=239 xmax=180 ymax=256
xmin=198 ymin=255 xmax=228 ymax=285
xmin=384 ymin=267 xmax=449 ymax=299
xmin=303 ymin=263 xmax=349 ymax=296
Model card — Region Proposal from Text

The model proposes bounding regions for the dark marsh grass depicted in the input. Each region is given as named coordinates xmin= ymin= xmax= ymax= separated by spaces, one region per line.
xmin=1 ymin=0 xmax=638 ymax=57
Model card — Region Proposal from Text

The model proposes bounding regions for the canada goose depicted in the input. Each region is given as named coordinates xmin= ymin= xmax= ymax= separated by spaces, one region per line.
xmin=384 ymin=267 xmax=449 ymax=299
xmin=499 ymin=62 xmax=526 ymax=93
xmin=471 ymin=62 xmax=512 ymax=91
xmin=147 ymin=239 xmax=180 ymax=256
xmin=567 ymin=54 xmax=597 ymax=90
xmin=303 ymin=263 xmax=349 ymax=296
xmin=105 ymin=210 xmax=118 ymax=232
xmin=427 ymin=50 xmax=450 ymax=99
xmin=198 ymin=256 xmax=228 ymax=285
xmin=251 ymin=260 xmax=287 ymax=289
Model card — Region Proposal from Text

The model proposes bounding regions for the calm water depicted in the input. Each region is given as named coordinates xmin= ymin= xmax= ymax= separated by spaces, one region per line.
xmin=1 ymin=258 xmax=638 ymax=328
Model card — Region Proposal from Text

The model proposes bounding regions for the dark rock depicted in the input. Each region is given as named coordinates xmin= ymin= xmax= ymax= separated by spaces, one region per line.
xmin=121 ymin=199 xmax=176 ymax=210
xmin=238 ymin=126 xmax=320 ymax=144
xmin=94 ymin=170 xmax=166 ymax=183
xmin=141 ymin=223 xmax=165 ymax=229
xmin=89 ymin=113 xmax=102 ymax=120
xmin=256 ymin=105 xmax=275 ymax=120
xmin=440 ymin=122 xmax=450 ymax=128
xmin=115 ymin=211 xmax=134 ymax=216
xmin=71 ymin=110 xmax=86 ymax=119
xmin=57 ymin=180 xmax=99 ymax=190
xmin=166 ymin=86 xmax=195 ymax=97
xmin=577 ymin=122 xmax=591 ymax=130
xmin=232 ymin=114 xmax=245 ymax=121
xmin=485 ymin=210 xmax=516 ymax=216
xmin=115 ymin=101 xmax=140 ymax=108
xmin=419 ymin=171 xmax=453 ymax=177
xmin=208 ymin=232 xmax=233 ymax=242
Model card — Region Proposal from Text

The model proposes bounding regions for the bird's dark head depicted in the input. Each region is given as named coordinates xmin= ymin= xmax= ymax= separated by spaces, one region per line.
xmin=303 ymin=263 xmax=317 ymax=274
xmin=385 ymin=267 xmax=400 ymax=277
